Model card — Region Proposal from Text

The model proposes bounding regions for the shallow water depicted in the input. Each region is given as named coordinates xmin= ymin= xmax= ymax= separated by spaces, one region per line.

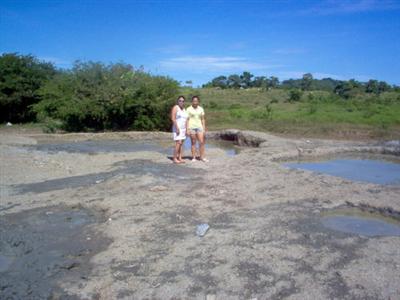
xmin=182 ymin=138 xmax=238 ymax=156
xmin=284 ymin=155 xmax=400 ymax=185
xmin=321 ymin=209 xmax=400 ymax=237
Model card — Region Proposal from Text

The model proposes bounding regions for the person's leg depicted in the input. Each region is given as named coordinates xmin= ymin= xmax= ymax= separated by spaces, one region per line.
xmin=177 ymin=140 xmax=185 ymax=162
xmin=190 ymin=133 xmax=197 ymax=160
xmin=173 ymin=140 xmax=180 ymax=163
xmin=197 ymin=131 xmax=206 ymax=160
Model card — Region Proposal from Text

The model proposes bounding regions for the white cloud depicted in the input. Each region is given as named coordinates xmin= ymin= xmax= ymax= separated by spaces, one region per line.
xmin=160 ymin=55 xmax=280 ymax=73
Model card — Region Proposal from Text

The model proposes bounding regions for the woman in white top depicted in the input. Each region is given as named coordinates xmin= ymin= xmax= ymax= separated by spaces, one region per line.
xmin=171 ymin=96 xmax=188 ymax=164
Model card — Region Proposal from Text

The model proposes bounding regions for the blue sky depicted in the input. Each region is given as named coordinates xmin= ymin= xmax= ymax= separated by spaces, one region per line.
xmin=1 ymin=0 xmax=400 ymax=86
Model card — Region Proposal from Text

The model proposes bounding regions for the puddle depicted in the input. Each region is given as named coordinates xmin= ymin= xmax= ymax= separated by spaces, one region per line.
xmin=321 ymin=208 xmax=400 ymax=237
xmin=284 ymin=154 xmax=400 ymax=185
xmin=182 ymin=138 xmax=239 ymax=156
xmin=29 ymin=138 xmax=239 ymax=156
xmin=0 ymin=205 xmax=111 ymax=298
xmin=13 ymin=159 xmax=205 ymax=194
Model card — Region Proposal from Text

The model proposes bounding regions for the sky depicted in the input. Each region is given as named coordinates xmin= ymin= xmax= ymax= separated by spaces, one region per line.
xmin=1 ymin=0 xmax=400 ymax=86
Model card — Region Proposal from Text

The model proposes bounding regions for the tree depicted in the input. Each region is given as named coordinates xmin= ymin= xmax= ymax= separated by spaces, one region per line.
xmin=34 ymin=61 xmax=179 ymax=131
xmin=378 ymin=81 xmax=391 ymax=93
xmin=240 ymin=71 xmax=254 ymax=88
xmin=334 ymin=81 xmax=352 ymax=99
xmin=300 ymin=73 xmax=313 ymax=91
xmin=365 ymin=79 xmax=379 ymax=94
xmin=268 ymin=76 xmax=279 ymax=88
xmin=211 ymin=76 xmax=228 ymax=89
xmin=253 ymin=76 xmax=267 ymax=88
xmin=0 ymin=53 xmax=56 ymax=122
xmin=227 ymin=74 xmax=241 ymax=89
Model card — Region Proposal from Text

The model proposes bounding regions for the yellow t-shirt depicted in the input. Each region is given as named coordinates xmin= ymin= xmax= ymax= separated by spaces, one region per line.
xmin=187 ymin=106 xmax=205 ymax=129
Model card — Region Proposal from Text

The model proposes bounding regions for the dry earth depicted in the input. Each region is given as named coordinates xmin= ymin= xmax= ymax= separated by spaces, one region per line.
xmin=1 ymin=128 xmax=400 ymax=299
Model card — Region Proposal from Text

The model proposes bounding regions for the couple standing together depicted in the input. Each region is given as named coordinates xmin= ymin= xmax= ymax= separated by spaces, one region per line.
xmin=171 ymin=95 xmax=208 ymax=164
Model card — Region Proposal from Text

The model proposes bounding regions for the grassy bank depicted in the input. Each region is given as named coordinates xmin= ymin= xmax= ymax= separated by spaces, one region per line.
xmin=182 ymin=87 xmax=400 ymax=140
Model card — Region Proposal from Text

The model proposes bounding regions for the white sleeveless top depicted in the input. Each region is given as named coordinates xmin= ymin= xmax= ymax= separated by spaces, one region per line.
xmin=173 ymin=106 xmax=188 ymax=131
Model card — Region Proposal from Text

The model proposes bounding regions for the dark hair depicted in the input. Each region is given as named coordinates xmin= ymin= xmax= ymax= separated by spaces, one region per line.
xmin=192 ymin=95 xmax=200 ymax=102
xmin=177 ymin=95 xmax=186 ymax=103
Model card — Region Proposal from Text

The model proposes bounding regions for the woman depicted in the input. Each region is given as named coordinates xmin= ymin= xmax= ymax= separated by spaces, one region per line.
xmin=171 ymin=96 xmax=188 ymax=164
xmin=187 ymin=95 xmax=208 ymax=162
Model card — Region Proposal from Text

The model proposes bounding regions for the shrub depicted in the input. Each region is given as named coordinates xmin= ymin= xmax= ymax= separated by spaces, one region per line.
xmin=33 ymin=61 xmax=179 ymax=131
xmin=0 ymin=53 xmax=56 ymax=122
xmin=288 ymin=89 xmax=303 ymax=102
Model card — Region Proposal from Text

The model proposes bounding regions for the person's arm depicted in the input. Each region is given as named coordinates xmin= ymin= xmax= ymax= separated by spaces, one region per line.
xmin=201 ymin=109 xmax=206 ymax=132
xmin=170 ymin=105 xmax=180 ymax=135
xmin=185 ymin=117 xmax=190 ymax=136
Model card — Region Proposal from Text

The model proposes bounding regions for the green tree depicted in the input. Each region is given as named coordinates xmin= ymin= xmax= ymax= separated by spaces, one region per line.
xmin=0 ymin=53 xmax=56 ymax=122
xmin=211 ymin=76 xmax=228 ymax=89
xmin=227 ymin=74 xmax=241 ymax=89
xmin=300 ymin=73 xmax=313 ymax=91
xmin=268 ymin=76 xmax=280 ymax=88
xmin=34 ymin=61 xmax=179 ymax=131
xmin=365 ymin=79 xmax=379 ymax=94
xmin=240 ymin=71 xmax=254 ymax=88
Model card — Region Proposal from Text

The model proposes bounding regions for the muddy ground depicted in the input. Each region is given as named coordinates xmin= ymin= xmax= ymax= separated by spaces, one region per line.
xmin=1 ymin=128 xmax=400 ymax=299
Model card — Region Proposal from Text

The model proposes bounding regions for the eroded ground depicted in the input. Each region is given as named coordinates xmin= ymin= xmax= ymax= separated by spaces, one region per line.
xmin=1 ymin=128 xmax=399 ymax=299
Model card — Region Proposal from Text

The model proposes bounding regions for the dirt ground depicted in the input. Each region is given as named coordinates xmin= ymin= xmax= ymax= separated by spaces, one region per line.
xmin=1 ymin=127 xmax=400 ymax=299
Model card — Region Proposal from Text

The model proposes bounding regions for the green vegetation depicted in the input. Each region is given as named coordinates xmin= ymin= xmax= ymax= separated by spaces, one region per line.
xmin=1 ymin=53 xmax=178 ymax=132
xmin=1 ymin=53 xmax=399 ymax=138
xmin=193 ymin=88 xmax=400 ymax=139
xmin=0 ymin=53 xmax=56 ymax=122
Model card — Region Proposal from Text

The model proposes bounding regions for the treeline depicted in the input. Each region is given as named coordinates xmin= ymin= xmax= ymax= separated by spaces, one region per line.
xmin=203 ymin=72 xmax=399 ymax=98
xmin=0 ymin=53 xmax=179 ymax=131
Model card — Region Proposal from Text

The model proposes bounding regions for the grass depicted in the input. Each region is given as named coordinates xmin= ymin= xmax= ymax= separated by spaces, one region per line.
xmin=180 ymin=87 xmax=400 ymax=140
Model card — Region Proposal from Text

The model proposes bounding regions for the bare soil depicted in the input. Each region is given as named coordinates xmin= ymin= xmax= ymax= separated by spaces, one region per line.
xmin=1 ymin=128 xmax=399 ymax=299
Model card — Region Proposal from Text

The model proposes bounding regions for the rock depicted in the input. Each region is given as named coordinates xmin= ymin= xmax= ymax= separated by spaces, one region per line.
xmin=206 ymin=295 xmax=216 ymax=300
xmin=6 ymin=122 xmax=12 ymax=126
xmin=196 ymin=223 xmax=210 ymax=237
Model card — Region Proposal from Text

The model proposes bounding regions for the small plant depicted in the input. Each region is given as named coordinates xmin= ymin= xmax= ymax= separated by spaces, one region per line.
xmin=270 ymin=98 xmax=278 ymax=104
xmin=265 ymin=103 xmax=273 ymax=119
xmin=209 ymin=101 xmax=219 ymax=109
xmin=307 ymin=101 xmax=318 ymax=114
xmin=288 ymin=89 xmax=303 ymax=102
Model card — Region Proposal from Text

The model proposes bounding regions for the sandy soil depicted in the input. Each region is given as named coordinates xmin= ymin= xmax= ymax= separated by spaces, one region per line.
xmin=1 ymin=128 xmax=400 ymax=299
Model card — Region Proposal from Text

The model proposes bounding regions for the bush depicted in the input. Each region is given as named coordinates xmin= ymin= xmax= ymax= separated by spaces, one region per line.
xmin=288 ymin=89 xmax=303 ymax=102
xmin=33 ymin=61 xmax=179 ymax=132
xmin=0 ymin=53 xmax=56 ymax=122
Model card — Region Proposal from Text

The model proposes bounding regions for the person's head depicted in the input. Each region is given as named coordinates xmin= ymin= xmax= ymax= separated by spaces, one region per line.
xmin=191 ymin=95 xmax=200 ymax=108
xmin=177 ymin=95 xmax=185 ymax=108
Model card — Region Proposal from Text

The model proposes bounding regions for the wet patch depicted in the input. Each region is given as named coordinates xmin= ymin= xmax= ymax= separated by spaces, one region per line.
xmin=13 ymin=159 xmax=204 ymax=194
xmin=0 ymin=205 xmax=111 ymax=299
xmin=181 ymin=138 xmax=239 ymax=156
xmin=283 ymin=154 xmax=400 ymax=185
xmin=28 ymin=138 xmax=239 ymax=156
xmin=28 ymin=139 xmax=167 ymax=154
xmin=321 ymin=207 xmax=400 ymax=237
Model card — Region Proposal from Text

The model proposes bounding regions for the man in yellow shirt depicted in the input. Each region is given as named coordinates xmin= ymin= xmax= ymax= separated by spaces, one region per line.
xmin=186 ymin=96 xmax=208 ymax=162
